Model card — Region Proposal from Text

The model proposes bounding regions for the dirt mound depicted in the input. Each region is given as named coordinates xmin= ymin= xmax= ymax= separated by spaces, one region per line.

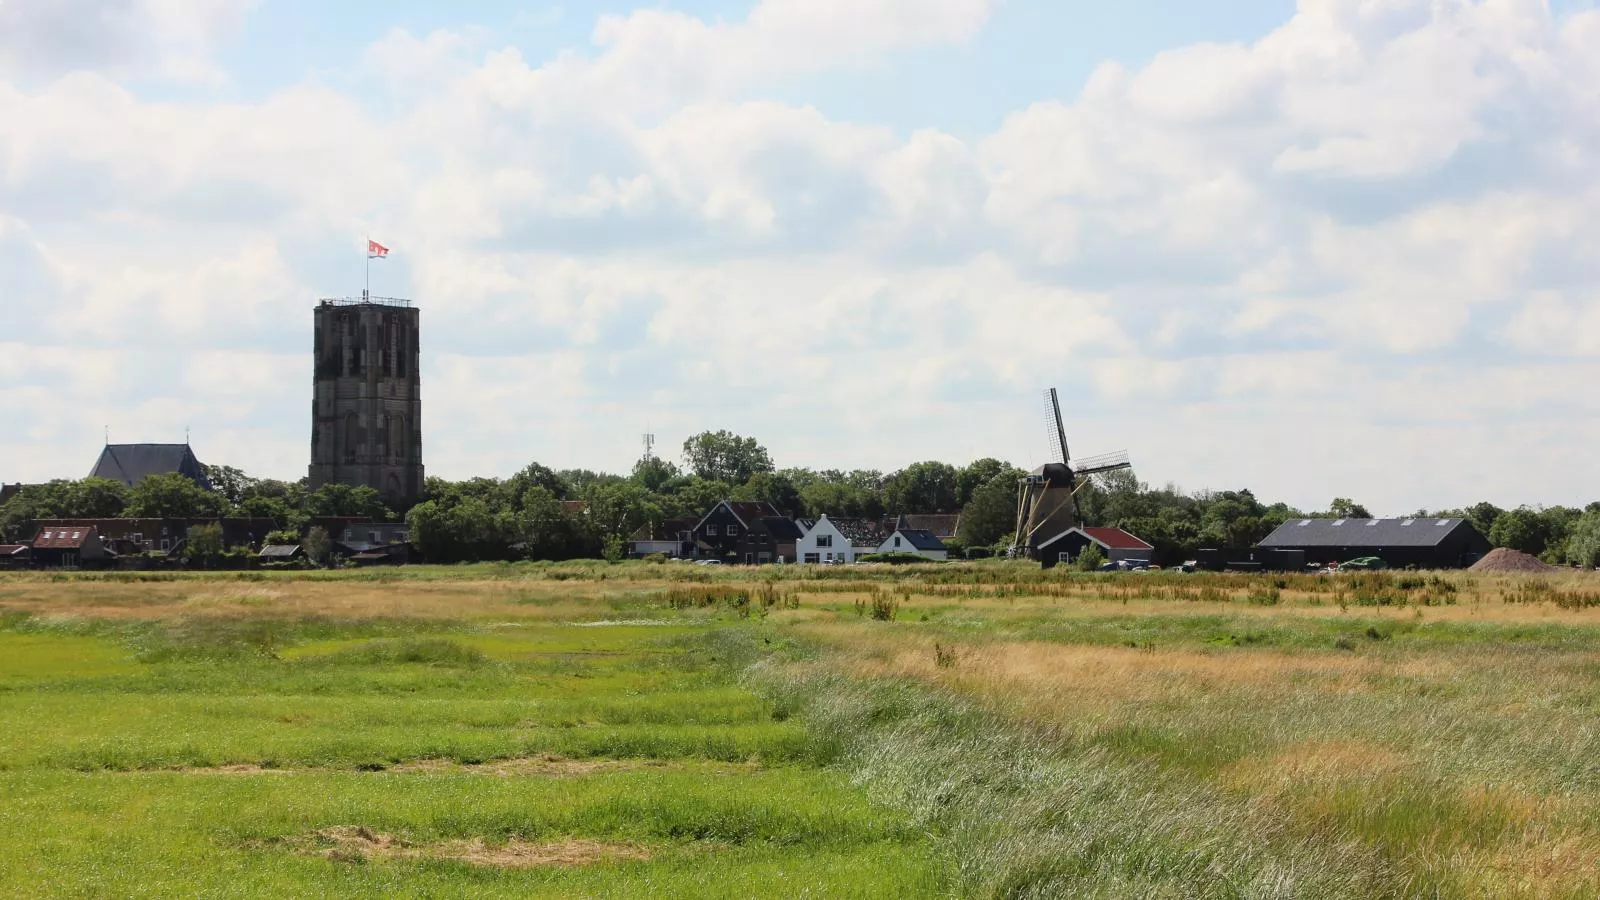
xmin=299 ymin=826 xmax=650 ymax=868
xmin=1470 ymin=548 xmax=1556 ymax=573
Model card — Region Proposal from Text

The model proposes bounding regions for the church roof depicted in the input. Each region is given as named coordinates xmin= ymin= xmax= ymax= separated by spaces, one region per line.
xmin=89 ymin=444 xmax=210 ymax=489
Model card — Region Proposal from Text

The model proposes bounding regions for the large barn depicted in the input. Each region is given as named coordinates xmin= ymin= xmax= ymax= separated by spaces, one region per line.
xmin=1258 ymin=517 xmax=1492 ymax=569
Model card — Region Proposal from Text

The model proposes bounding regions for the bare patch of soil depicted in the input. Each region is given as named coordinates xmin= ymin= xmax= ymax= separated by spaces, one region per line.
xmin=162 ymin=756 xmax=758 ymax=777
xmin=1471 ymin=548 xmax=1557 ymax=573
xmin=297 ymin=826 xmax=651 ymax=868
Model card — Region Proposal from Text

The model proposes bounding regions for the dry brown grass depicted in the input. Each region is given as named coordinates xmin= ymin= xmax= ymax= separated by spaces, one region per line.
xmin=800 ymin=624 xmax=1459 ymax=716
xmin=295 ymin=826 xmax=651 ymax=868
xmin=0 ymin=578 xmax=641 ymax=622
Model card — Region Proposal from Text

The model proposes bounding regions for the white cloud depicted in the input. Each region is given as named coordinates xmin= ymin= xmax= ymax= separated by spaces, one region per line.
xmin=0 ymin=0 xmax=255 ymax=83
xmin=3 ymin=0 xmax=1600 ymax=514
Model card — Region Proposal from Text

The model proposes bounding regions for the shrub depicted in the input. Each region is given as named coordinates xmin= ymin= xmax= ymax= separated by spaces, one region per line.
xmin=857 ymin=552 xmax=933 ymax=565
xmin=1075 ymin=544 xmax=1107 ymax=572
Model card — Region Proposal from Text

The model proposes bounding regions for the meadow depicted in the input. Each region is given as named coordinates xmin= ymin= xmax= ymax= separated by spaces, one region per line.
xmin=1 ymin=562 xmax=1598 ymax=897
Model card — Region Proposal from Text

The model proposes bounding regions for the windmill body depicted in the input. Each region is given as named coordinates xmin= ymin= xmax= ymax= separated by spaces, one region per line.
xmin=1011 ymin=389 xmax=1131 ymax=564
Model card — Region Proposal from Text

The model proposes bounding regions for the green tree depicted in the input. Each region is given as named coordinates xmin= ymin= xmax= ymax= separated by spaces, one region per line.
xmin=681 ymin=431 xmax=774 ymax=484
xmin=202 ymin=465 xmax=258 ymax=506
xmin=583 ymin=481 xmax=660 ymax=545
xmin=1075 ymin=543 xmax=1106 ymax=572
xmin=734 ymin=471 xmax=803 ymax=515
xmin=183 ymin=523 xmax=225 ymax=566
xmin=1489 ymin=507 xmax=1552 ymax=556
xmin=956 ymin=458 xmax=1012 ymax=507
xmin=1324 ymin=498 xmax=1372 ymax=519
xmin=958 ymin=469 xmax=1024 ymax=548
xmin=883 ymin=461 xmax=959 ymax=513
xmin=556 ymin=469 xmax=618 ymax=495
xmin=304 ymin=483 xmax=392 ymax=520
xmin=1566 ymin=510 xmax=1600 ymax=569
xmin=126 ymin=473 xmax=226 ymax=518
xmin=630 ymin=457 xmax=680 ymax=492
xmin=302 ymin=526 xmax=333 ymax=567
xmin=659 ymin=477 xmax=732 ymax=520
xmin=264 ymin=528 xmax=301 ymax=546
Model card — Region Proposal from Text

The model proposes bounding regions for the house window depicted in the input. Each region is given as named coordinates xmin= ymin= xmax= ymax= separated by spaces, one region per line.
xmin=160 ymin=539 xmax=171 ymax=551
xmin=804 ymin=553 xmax=820 ymax=564
xmin=132 ymin=533 xmax=143 ymax=544
xmin=707 ymin=525 xmax=719 ymax=536
xmin=758 ymin=553 xmax=771 ymax=564
xmin=894 ymin=536 xmax=902 ymax=548
xmin=825 ymin=552 xmax=833 ymax=561
xmin=1059 ymin=552 xmax=1072 ymax=562
xmin=727 ymin=525 xmax=740 ymax=536
xmin=744 ymin=553 xmax=755 ymax=564
xmin=816 ymin=534 xmax=833 ymax=548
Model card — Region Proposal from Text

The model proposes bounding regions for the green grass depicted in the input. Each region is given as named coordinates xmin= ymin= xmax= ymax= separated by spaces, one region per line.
xmin=0 ymin=609 xmax=946 ymax=897
xmin=5 ymin=569 xmax=1600 ymax=897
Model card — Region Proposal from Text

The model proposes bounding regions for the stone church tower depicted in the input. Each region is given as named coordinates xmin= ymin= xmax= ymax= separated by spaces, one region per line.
xmin=308 ymin=298 xmax=423 ymax=508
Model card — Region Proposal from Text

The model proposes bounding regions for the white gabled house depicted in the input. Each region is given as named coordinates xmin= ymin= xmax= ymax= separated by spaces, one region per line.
xmin=795 ymin=515 xmax=886 ymax=564
xmin=876 ymin=528 xmax=949 ymax=561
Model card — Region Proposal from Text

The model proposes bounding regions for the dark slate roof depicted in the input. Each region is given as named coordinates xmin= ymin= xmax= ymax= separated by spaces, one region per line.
xmin=1260 ymin=518 xmax=1480 ymax=549
xmin=0 ymin=544 xmax=29 ymax=556
xmin=724 ymin=501 xmax=784 ymax=526
xmin=757 ymin=517 xmax=804 ymax=541
xmin=894 ymin=529 xmax=946 ymax=551
xmin=89 ymin=444 xmax=211 ymax=489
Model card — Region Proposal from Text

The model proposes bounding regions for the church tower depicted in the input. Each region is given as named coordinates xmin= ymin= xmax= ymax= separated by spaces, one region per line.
xmin=308 ymin=296 xmax=423 ymax=508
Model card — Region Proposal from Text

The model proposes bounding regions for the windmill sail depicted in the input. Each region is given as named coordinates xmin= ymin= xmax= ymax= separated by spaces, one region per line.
xmin=1070 ymin=450 xmax=1131 ymax=476
xmin=1044 ymin=389 xmax=1069 ymax=464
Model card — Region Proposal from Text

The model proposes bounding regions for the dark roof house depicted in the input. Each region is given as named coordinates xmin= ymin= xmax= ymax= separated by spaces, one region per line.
xmin=1258 ymin=517 xmax=1491 ymax=568
xmin=89 ymin=444 xmax=211 ymax=489
xmin=30 ymin=525 xmax=111 ymax=567
xmin=1038 ymin=526 xmax=1154 ymax=568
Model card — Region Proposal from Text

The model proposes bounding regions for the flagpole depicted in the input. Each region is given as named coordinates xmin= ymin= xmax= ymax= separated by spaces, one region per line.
xmin=365 ymin=234 xmax=370 ymax=300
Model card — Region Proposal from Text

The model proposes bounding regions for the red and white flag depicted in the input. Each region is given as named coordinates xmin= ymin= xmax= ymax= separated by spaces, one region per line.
xmin=367 ymin=239 xmax=390 ymax=259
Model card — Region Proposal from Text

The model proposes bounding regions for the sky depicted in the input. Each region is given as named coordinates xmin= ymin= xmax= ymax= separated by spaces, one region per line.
xmin=3 ymin=0 xmax=1600 ymax=516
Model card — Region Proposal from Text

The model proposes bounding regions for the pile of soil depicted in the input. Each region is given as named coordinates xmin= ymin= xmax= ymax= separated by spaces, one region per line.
xmin=1469 ymin=547 xmax=1556 ymax=573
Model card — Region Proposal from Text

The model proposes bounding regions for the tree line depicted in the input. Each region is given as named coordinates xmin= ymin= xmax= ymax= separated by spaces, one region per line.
xmin=3 ymin=429 xmax=1597 ymax=567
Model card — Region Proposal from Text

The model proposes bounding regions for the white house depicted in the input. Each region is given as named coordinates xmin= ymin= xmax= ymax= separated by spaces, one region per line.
xmin=876 ymin=528 xmax=949 ymax=561
xmin=795 ymin=515 xmax=886 ymax=564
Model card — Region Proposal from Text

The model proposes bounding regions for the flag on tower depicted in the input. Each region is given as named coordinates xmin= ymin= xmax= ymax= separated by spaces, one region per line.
xmin=367 ymin=240 xmax=390 ymax=259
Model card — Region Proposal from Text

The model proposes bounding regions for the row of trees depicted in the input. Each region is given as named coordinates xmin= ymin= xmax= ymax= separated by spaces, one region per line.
xmin=3 ymin=429 xmax=1597 ymax=567
xmin=0 ymin=468 xmax=392 ymax=543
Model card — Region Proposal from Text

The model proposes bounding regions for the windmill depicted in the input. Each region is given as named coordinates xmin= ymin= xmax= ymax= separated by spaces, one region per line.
xmin=1011 ymin=388 xmax=1132 ymax=563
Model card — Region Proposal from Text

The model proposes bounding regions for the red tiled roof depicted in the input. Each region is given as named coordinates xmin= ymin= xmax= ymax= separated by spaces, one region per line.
xmin=32 ymin=527 xmax=96 ymax=549
xmin=1081 ymin=527 xmax=1153 ymax=551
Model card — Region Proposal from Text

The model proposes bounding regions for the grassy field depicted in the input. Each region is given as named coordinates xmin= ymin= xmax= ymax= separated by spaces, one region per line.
xmin=2 ymin=563 xmax=1598 ymax=897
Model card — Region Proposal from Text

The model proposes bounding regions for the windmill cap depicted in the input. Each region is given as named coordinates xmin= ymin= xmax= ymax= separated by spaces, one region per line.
xmin=1029 ymin=462 xmax=1074 ymax=480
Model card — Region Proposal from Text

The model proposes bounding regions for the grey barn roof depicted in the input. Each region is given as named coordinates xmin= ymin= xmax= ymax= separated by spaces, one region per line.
xmin=89 ymin=444 xmax=210 ymax=489
xmin=1260 ymin=518 xmax=1477 ymax=549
